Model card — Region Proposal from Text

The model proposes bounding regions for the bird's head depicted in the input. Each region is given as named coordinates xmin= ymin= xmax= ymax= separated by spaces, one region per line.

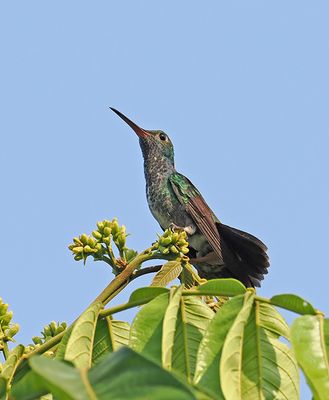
xmin=110 ymin=108 xmax=175 ymax=166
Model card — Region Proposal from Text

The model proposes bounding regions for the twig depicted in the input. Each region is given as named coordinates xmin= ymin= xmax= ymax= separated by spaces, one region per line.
xmin=130 ymin=265 xmax=163 ymax=281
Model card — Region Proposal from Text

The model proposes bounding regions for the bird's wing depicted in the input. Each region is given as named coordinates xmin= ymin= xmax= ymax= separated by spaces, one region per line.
xmin=169 ymin=173 xmax=224 ymax=263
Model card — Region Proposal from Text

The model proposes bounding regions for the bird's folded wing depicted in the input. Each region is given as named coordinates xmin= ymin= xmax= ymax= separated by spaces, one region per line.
xmin=169 ymin=173 xmax=223 ymax=263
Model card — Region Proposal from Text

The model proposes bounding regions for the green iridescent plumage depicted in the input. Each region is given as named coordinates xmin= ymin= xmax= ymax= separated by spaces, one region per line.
xmin=111 ymin=108 xmax=269 ymax=287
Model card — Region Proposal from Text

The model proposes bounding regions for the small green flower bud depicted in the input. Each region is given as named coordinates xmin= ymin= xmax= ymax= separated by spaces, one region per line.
xmin=95 ymin=243 xmax=102 ymax=252
xmin=56 ymin=325 xmax=65 ymax=334
xmin=72 ymin=246 xmax=84 ymax=254
xmin=92 ymin=230 xmax=102 ymax=239
xmin=83 ymin=245 xmax=92 ymax=253
xmin=32 ymin=336 xmax=43 ymax=345
xmin=43 ymin=325 xmax=52 ymax=337
xmin=103 ymin=227 xmax=111 ymax=236
xmin=160 ymin=236 xmax=172 ymax=246
xmin=0 ymin=303 xmax=8 ymax=316
xmin=73 ymin=237 xmax=83 ymax=245
xmin=180 ymin=246 xmax=189 ymax=254
xmin=97 ymin=221 xmax=104 ymax=231
xmin=74 ymin=254 xmax=83 ymax=261
xmin=6 ymin=323 xmax=19 ymax=338
xmin=178 ymin=230 xmax=185 ymax=236
xmin=1 ymin=311 xmax=13 ymax=325
xmin=49 ymin=321 xmax=57 ymax=335
xmin=171 ymin=233 xmax=179 ymax=243
xmin=111 ymin=218 xmax=119 ymax=235
xmin=87 ymin=237 xmax=95 ymax=247
xmin=170 ymin=245 xmax=179 ymax=254
xmin=163 ymin=229 xmax=171 ymax=238
xmin=103 ymin=237 xmax=110 ymax=245
xmin=80 ymin=234 xmax=89 ymax=245
xmin=158 ymin=245 xmax=170 ymax=254
xmin=117 ymin=233 xmax=126 ymax=248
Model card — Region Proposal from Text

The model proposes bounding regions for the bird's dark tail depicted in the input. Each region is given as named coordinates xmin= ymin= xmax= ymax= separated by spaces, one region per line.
xmin=217 ymin=223 xmax=270 ymax=287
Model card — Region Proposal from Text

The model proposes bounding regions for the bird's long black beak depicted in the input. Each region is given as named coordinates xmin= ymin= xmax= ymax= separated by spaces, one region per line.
xmin=110 ymin=107 xmax=149 ymax=138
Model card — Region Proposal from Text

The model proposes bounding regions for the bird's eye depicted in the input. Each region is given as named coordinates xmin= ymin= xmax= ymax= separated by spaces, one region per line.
xmin=159 ymin=132 xmax=167 ymax=141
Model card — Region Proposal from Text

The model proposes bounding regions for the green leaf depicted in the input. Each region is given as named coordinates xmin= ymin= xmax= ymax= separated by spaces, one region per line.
xmin=55 ymin=325 xmax=74 ymax=361
xmin=220 ymin=293 xmax=299 ymax=400
xmin=291 ymin=314 xmax=329 ymax=400
xmin=220 ymin=291 xmax=255 ymax=399
xmin=27 ymin=356 xmax=92 ymax=400
xmin=180 ymin=265 xmax=195 ymax=289
xmin=0 ymin=377 xmax=7 ymax=398
xmin=89 ymin=347 xmax=197 ymax=400
xmin=151 ymin=261 xmax=182 ymax=287
xmin=162 ymin=287 xmax=184 ymax=369
xmin=270 ymin=293 xmax=317 ymax=315
xmin=92 ymin=318 xmax=130 ymax=365
xmin=324 ymin=318 xmax=329 ymax=352
xmin=194 ymin=295 xmax=245 ymax=398
xmin=14 ymin=349 xmax=198 ymax=400
xmin=65 ymin=301 xmax=103 ymax=368
xmin=257 ymin=301 xmax=291 ymax=339
xmin=241 ymin=301 xmax=299 ymax=399
xmin=130 ymin=291 xmax=170 ymax=363
xmin=171 ymin=295 xmax=214 ymax=380
xmin=10 ymin=370 xmax=49 ymax=400
xmin=0 ymin=344 xmax=24 ymax=383
xmin=197 ymin=279 xmax=246 ymax=296
xmin=128 ymin=287 xmax=169 ymax=303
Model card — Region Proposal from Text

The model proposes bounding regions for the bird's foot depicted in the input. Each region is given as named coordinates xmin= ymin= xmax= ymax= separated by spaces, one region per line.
xmin=168 ymin=223 xmax=185 ymax=232
xmin=168 ymin=223 xmax=196 ymax=235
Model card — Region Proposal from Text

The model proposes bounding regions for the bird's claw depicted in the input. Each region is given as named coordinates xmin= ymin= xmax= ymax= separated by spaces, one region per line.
xmin=168 ymin=223 xmax=184 ymax=232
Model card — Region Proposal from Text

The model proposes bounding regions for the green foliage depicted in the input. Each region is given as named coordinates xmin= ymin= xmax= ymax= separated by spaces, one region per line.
xmin=0 ymin=218 xmax=328 ymax=399
xmin=92 ymin=318 xmax=130 ymax=364
xmin=291 ymin=314 xmax=329 ymax=400
xmin=154 ymin=229 xmax=190 ymax=257
xmin=0 ymin=298 xmax=19 ymax=349
xmin=31 ymin=321 xmax=67 ymax=347
xmin=151 ymin=261 xmax=183 ymax=287
xmin=12 ymin=348 xmax=199 ymax=400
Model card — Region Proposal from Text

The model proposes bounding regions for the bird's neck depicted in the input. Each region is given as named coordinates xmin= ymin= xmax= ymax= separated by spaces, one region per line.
xmin=143 ymin=155 xmax=175 ymax=188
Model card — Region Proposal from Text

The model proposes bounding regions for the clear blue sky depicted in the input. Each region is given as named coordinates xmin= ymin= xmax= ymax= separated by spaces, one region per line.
xmin=1 ymin=1 xmax=328 ymax=397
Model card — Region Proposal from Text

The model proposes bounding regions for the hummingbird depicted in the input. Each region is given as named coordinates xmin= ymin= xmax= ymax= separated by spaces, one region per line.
xmin=110 ymin=108 xmax=269 ymax=287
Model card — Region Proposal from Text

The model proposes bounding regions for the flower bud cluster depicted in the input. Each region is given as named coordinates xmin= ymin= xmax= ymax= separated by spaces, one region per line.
xmin=0 ymin=298 xmax=19 ymax=344
xmin=68 ymin=218 xmax=129 ymax=265
xmin=154 ymin=229 xmax=189 ymax=258
xmin=94 ymin=219 xmax=127 ymax=250
xmin=32 ymin=321 xmax=67 ymax=346
xmin=69 ymin=233 xmax=104 ymax=262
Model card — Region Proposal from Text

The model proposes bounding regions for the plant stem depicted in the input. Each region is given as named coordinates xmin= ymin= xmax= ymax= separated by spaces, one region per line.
xmin=130 ymin=265 xmax=163 ymax=280
xmin=23 ymin=330 xmax=66 ymax=359
xmin=1 ymin=342 xmax=9 ymax=360
xmin=25 ymin=248 xmax=159 ymax=359
xmin=92 ymin=249 xmax=157 ymax=306
xmin=99 ymin=297 xmax=154 ymax=317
